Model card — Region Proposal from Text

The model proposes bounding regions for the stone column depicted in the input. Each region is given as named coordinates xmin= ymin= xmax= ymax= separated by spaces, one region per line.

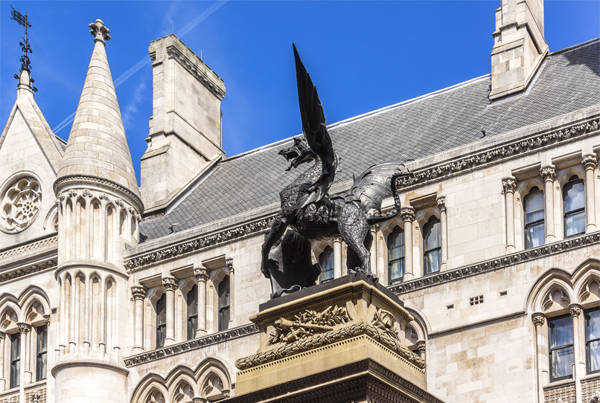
xmin=17 ymin=323 xmax=32 ymax=385
xmin=569 ymin=304 xmax=583 ymax=403
xmin=194 ymin=267 xmax=208 ymax=337
xmin=131 ymin=286 xmax=146 ymax=353
xmin=0 ymin=332 xmax=5 ymax=391
xmin=226 ymin=259 xmax=235 ymax=327
xmin=333 ymin=237 xmax=342 ymax=279
xmin=369 ymin=226 xmax=377 ymax=277
xmin=540 ymin=166 xmax=556 ymax=243
xmin=583 ymin=154 xmax=597 ymax=232
xmin=400 ymin=207 xmax=415 ymax=280
xmin=162 ymin=277 xmax=177 ymax=346
xmin=98 ymin=196 xmax=108 ymax=261
xmin=436 ymin=197 xmax=448 ymax=270
xmin=502 ymin=177 xmax=517 ymax=252
xmin=532 ymin=313 xmax=546 ymax=403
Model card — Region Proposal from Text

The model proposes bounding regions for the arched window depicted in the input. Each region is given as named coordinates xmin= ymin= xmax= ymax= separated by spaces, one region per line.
xmin=156 ymin=294 xmax=166 ymax=348
xmin=187 ymin=285 xmax=198 ymax=340
xmin=388 ymin=227 xmax=405 ymax=283
xmin=549 ymin=315 xmax=574 ymax=381
xmin=319 ymin=247 xmax=334 ymax=283
xmin=524 ymin=188 xmax=545 ymax=249
xmin=423 ymin=217 xmax=441 ymax=275
xmin=36 ymin=325 xmax=47 ymax=381
xmin=586 ymin=307 xmax=600 ymax=374
xmin=218 ymin=277 xmax=230 ymax=332
xmin=10 ymin=333 xmax=20 ymax=388
xmin=563 ymin=176 xmax=585 ymax=237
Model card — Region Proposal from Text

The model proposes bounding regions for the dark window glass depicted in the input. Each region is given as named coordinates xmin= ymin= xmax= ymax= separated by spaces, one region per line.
xmin=156 ymin=294 xmax=166 ymax=348
xmin=549 ymin=315 xmax=574 ymax=380
xmin=319 ymin=247 xmax=334 ymax=282
xmin=187 ymin=285 xmax=198 ymax=340
xmin=563 ymin=176 xmax=585 ymax=237
xmin=524 ymin=188 xmax=545 ymax=249
xmin=586 ymin=308 xmax=600 ymax=373
xmin=423 ymin=217 xmax=441 ymax=275
xmin=10 ymin=333 xmax=20 ymax=388
xmin=36 ymin=325 xmax=47 ymax=381
xmin=388 ymin=227 xmax=405 ymax=283
xmin=218 ymin=276 xmax=230 ymax=332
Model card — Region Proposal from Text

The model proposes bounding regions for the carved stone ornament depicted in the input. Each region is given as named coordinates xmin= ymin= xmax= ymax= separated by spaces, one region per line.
xmin=436 ymin=196 xmax=446 ymax=213
xmin=400 ymin=206 xmax=415 ymax=223
xmin=540 ymin=165 xmax=556 ymax=181
xmin=371 ymin=308 xmax=399 ymax=340
xmin=162 ymin=276 xmax=177 ymax=291
xmin=501 ymin=177 xmax=517 ymax=194
xmin=89 ymin=19 xmax=110 ymax=43
xmin=0 ymin=176 xmax=42 ymax=234
xmin=583 ymin=153 xmax=598 ymax=170
xmin=569 ymin=303 xmax=583 ymax=317
xmin=131 ymin=286 xmax=146 ymax=300
xmin=531 ymin=313 xmax=546 ymax=327
xmin=268 ymin=305 xmax=350 ymax=344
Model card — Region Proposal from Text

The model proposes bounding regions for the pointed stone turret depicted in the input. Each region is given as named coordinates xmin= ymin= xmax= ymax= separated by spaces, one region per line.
xmin=55 ymin=19 xmax=142 ymax=210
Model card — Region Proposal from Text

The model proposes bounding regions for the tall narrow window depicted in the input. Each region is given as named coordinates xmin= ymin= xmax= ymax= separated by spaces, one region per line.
xmin=388 ymin=227 xmax=405 ymax=283
xmin=319 ymin=247 xmax=334 ymax=282
xmin=156 ymin=294 xmax=166 ymax=348
xmin=549 ymin=315 xmax=574 ymax=380
xmin=524 ymin=188 xmax=545 ymax=249
xmin=187 ymin=285 xmax=198 ymax=340
xmin=563 ymin=176 xmax=585 ymax=237
xmin=218 ymin=276 xmax=230 ymax=332
xmin=423 ymin=217 xmax=441 ymax=275
xmin=36 ymin=325 xmax=47 ymax=381
xmin=10 ymin=333 xmax=20 ymax=388
xmin=586 ymin=308 xmax=600 ymax=373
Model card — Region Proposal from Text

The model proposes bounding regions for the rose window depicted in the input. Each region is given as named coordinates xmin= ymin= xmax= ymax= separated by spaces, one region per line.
xmin=0 ymin=176 xmax=42 ymax=233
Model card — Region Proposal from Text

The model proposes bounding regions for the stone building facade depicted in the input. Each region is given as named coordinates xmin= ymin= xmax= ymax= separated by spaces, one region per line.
xmin=0 ymin=1 xmax=599 ymax=402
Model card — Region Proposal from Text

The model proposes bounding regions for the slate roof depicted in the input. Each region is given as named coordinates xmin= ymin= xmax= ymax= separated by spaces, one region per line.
xmin=141 ymin=39 xmax=600 ymax=240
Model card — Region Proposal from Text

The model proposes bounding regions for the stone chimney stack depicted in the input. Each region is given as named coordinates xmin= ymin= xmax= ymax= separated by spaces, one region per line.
xmin=141 ymin=35 xmax=226 ymax=211
xmin=489 ymin=0 xmax=548 ymax=100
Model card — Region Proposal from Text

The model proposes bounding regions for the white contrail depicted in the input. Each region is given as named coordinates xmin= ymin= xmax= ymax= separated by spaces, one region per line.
xmin=53 ymin=0 xmax=228 ymax=134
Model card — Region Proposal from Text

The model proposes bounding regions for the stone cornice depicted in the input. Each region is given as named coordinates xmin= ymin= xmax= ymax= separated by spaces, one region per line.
xmin=0 ymin=256 xmax=57 ymax=284
xmin=0 ymin=234 xmax=57 ymax=263
xmin=166 ymin=45 xmax=226 ymax=100
xmin=394 ymin=116 xmax=600 ymax=191
xmin=389 ymin=231 xmax=600 ymax=295
xmin=123 ymin=323 xmax=258 ymax=367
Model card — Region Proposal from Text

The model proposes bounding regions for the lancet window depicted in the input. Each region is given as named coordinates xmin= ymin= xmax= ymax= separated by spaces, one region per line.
xmin=524 ymin=188 xmax=545 ymax=249
xmin=423 ymin=217 xmax=441 ymax=275
xmin=36 ymin=325 xmax=47 ymax=381
xmin=187 ymin=285 xmax=198 ymax=340
xmin=156 ymin=294 xmax=167 ymax=348
xmin=319 ymin=246 xmax=334 ymax=282
xmin=563 ymin=175 xmax=585 ymax=237
xmin=548 ymin=315 xmax=574 ymax=381
xmin=586 ymin=307 xmax=600 ymax=373
xmin=217 ymin=277 xmax=230 ymax=332
xmin=9 ymin=333 xmax=20 ymax=388
xmin=387 ymin=227 xmax=405 ymax=283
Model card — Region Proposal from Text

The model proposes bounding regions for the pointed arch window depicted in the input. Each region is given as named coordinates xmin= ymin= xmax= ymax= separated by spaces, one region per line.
xmin=319 ymin=247 xmax=334 ymax=283
xmin=36 ymin=325 xmax=47 ymax=381
xmin=586 ymin=307 xmax=600 ymax=373
xmin=388 ymin=227 xmax=405 ymax=283
xmin=423 ymin=217 xmax=441 ymax=275
xmin=563 ymin=176 xmax=585 ymax=237
xmin=524 ymin=188 xmax=545 ymax=249
xmin=187 ymin=285 xmax=198 ymax=340
xmin=10 ymin=333 xmax=20 ymax=388
xmin=549 ymin=315 xmax=574 ymax=381
xmin=218 ymin=276 xmax=230 ymax=332
xmin=156 ymin=294 xmax=166 ymax=348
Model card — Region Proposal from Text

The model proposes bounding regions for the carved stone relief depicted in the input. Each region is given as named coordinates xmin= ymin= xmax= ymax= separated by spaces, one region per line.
xmin=0 ymin=176 xmax=41 ymax=233
xmin=268 ymin=305 xmax=350 ymax=344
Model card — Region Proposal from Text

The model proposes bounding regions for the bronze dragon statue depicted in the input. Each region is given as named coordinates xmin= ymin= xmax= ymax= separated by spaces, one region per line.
xmin=261 ymin=45 xmax=412 ymax=298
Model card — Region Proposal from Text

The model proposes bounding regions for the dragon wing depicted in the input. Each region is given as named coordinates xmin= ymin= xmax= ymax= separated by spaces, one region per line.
xmin=293 ymin=44 xmax=336 ymax=202
xmin=348 ymin=162 xmax=410 ymax=213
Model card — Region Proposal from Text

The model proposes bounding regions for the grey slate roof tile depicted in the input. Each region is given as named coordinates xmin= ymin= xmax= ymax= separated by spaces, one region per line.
xmin=140 ymin=39 xmax=600 ymax=240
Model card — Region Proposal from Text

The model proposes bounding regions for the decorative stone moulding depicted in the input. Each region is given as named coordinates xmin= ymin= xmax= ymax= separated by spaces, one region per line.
xmin=230 ymin=273 xmax=440 ymax=402
xmin=0 ymin=175 xmax=42 ymax=234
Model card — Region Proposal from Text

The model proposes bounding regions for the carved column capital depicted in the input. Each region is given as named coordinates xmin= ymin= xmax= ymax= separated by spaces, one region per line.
xmin=540 ymin=165 xmax=556 ymax=182
xmin=583 ymin=154 xmax=598 ymax=170
xmin=194 ymin=267 xmax=209 ymax=282
xmin=501 ymin=177 xmax=517 ymax=194
xmin=569 ymin=303 xmax=583 ymax=318
xmin=17 ymin=322 xmax=31 ymax=333
xmin=436 ymin=196 xmax=446 ymax=212
xmin=0 ymin=331 xmax=5 ymax=340
xmin=131 ymin=285 xmax=147 ymax=300
xmin=532 ymin=312 xmax=546 ymax=327
xmin=226 ymin=258 xmax=234 ymax=274
xmin=400 ymin=206 xmax=416 ymax=222
xmin=415 ymin=340 xmax=426 ymax=355
xmin=43 ymin=314 xmax=50 ymax=325
xmin=162 ymin=276 xmax=177 ymax=291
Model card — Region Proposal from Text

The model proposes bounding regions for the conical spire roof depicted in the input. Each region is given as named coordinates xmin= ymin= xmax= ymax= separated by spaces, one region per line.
xmin=56 ymin=19 xmax=141 ymax=204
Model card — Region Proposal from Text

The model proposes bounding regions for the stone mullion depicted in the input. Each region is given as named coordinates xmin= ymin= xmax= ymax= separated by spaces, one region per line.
xmin=569 ymin=304 xmax=584 ymax=403
xmin=369 ymin=226 xmax=377 ymax=278
xmin=131 ymin=286 xmax=146 ymax=353
xmin=333 ymin=237 xmax=342 ymax=279
xmin=376 ymin=228 xmax=386 ymax=282
xmin=174 ymin=283 xmax=183 ymax=343
xmin=502 ymin=177 xmax=517 ymax=252
xmin=98 ymin=198 xmax=107 ymax=262
xmin=0 ymin=332 xmax=4 ymax=391
xmin=583 ymin=154 xmax=597 ymax=232
xmin=58 ymin=273 xmax=66 ymax=356
xmin=57 ymin=197 xmax=66 ymax=262
xmin=195 ymin=267 xmax=208 ymax=337
xmin=17 ymin=323 xmax=31 ymax=385
xmin=437 ymin=197 xmax=448 ymax=270
xmin=532 ymin=313 xmax=546 ymax=403
xmin=69 ymin=271 xmax=76 ymax=351
xmin=99 ymin=278 xmax=106 ymax=355
xmin=540 ymin=166 xmax=557 ymax=243
xmin=400 ymin=207 xmax=415 ymax=280
xmin=227 ymin=259 xmax=235 ymax=327
xmin=162 ymin=277 xmax=177 ymax=345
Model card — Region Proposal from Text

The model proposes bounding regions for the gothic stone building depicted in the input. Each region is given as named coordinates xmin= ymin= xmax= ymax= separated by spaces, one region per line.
xmin=0 ymin=1 xmax=599 ymax=402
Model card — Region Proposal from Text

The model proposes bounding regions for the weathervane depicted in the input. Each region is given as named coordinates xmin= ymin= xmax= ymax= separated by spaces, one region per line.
xmin=11 ymin=6 xmax=37 ymax=92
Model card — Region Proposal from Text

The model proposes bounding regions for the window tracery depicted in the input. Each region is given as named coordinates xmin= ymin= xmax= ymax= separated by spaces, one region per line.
xmin=0 ymin=176 xmax=41 ymax=234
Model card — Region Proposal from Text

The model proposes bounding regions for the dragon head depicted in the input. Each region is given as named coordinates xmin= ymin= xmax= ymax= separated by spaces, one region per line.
xmin=279 ymin=138 xmax=315 ymax=171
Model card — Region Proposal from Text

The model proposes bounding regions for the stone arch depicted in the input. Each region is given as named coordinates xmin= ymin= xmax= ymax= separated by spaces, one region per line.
xmin=166 ymin=366 xmax=198 ymax=402
xmin=43 ymin=202 xmax=58 ymax=232
xmin=0 ymin=300 xmax=20 ymax=333
xmin=572 ymin=259 xmax=600 ymax=307
xmin=196 ymin=358 xmax=231 ymax=401
xmin=20 ymin=287 xmax=50 ymax=326
xmin=130 ymin=374 xmax=168 ymax=403
xmin=526 ymin=268 xmax=574 ymax=314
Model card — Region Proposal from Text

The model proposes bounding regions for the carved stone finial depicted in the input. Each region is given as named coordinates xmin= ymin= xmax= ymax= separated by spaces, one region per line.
xmin=540 ymin=165 xmax=556 ymax=182
xmin=436 ymin=196 xmax=446 ymax=213
xmin=89 ymin=19 xmax=111 ymax=44
xmin=501 ymin=177 xmax=517 ymax=194
xmin=569 ymin=303 xmax=583 ymax=318
xmin=161 ymin=276 xmax=177 ymax=291
xmin=194 ymin=267 xmax=209 ymax=282
xmin=400 ymin=206 xmax=416 ymax=222
xmin=583 ymin=154 xmax=598 ymax=170
xmin=532 ymin=312 xmax=546 ymax=327
xmin=131 ymin=285 xmax=146 ymax=300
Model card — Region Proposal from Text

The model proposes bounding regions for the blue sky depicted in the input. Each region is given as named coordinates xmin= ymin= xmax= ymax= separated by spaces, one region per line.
xmin=1 ymin=1 xmax=598 ymax=182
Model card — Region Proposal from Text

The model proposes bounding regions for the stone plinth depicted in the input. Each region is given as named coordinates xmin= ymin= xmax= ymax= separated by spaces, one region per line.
xmin=228 ymin=273 xmax=443 ymax=402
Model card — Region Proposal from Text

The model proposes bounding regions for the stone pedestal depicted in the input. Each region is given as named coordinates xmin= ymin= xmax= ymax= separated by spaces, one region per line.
xmin=228 ymin=273 xmax=442 ymax=402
